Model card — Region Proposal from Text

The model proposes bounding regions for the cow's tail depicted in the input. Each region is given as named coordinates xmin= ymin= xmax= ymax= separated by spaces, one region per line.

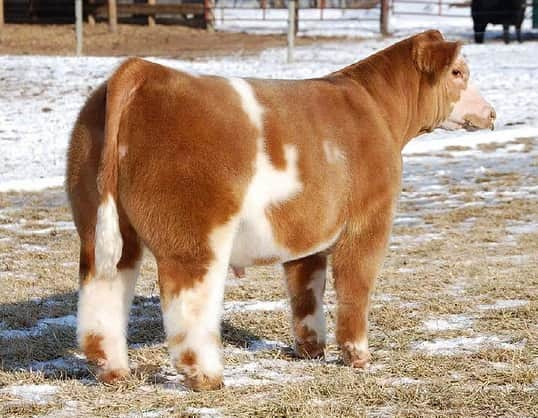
xmin=94 ymin=58 xmax=144 ymax=279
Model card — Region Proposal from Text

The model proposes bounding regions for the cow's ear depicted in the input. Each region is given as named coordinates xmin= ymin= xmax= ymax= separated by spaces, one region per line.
xmin=414 ymin=40 xmax=461 ymax=74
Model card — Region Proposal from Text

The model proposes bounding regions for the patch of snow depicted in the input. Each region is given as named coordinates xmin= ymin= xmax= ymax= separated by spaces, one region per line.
xmin=30 ymin=356 xmax=85 ymax=374
xmin=224 ymin=299 xmax=287 ymax=313
xmin=489 ymin=361 xmax=511 ymax=371
xmin=0 ymin=384 xmax=59 ymax=404
xmin=423 ymin=314 xmax=474 ymax=332
xmin=413 ymin=335 xmax=524 ymax=355
xmin=393 ymin=216 xmax=423 ymax=226
xmin=184 ymin=407 xmax=222 ymax=417
xmin=506 ymin=222 xmax=538 ymax=235
xmin=0 ymin=176 xmax=64 ymax=192
xmin=379 ymin=376 xmax=423 ymax=386
xmin=248 ymin=338 xmax=288 ymax=352
xmin=0 ymin=314 xmax=76 ymax=339
xmin=478 ymin=299 xmax=529 ymax=310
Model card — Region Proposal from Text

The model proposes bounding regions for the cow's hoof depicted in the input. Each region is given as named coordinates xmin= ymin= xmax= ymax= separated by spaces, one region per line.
xmin=184 ymin=373 xmax=224 ymax=391
xmin=341 ymin=344 xmax=370 ymax=369
xmin=295 ymin=340 xmax=325 ymax=359
xmin=97 ymin=367 xmax=130 ymax=384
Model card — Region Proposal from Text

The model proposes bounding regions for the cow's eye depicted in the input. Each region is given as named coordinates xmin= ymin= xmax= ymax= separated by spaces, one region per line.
xmin=452 ymin=69 xmax=462 ymax=77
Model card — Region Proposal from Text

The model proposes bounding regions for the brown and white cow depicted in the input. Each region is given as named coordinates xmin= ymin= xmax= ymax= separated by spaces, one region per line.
xmin=66 ymin=30 xmax=495 ymax=390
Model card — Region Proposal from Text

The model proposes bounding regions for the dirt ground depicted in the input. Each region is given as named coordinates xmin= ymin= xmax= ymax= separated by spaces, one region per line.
xmin=0 ymin=136 xmax=537 ymax=417
xmin=0 ymin=23 xmax=338 ymax=58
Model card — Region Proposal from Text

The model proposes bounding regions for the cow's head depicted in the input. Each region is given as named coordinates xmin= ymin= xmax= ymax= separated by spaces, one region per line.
xmin=441 ymin=78 xmax=496 ymax=131
xmin=412 ymin=30 xmax=496 ymax=132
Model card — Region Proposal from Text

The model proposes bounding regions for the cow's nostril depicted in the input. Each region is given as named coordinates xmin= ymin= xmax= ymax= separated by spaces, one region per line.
xmin=490 ymin=108 xmax=496 ymax=120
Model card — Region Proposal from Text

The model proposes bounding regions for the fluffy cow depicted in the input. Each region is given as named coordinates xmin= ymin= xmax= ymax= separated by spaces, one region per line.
xmin=471 ymin=0 xmax=526 ymax=43
xmin=66 ymin=30 xmax=495 ymax=390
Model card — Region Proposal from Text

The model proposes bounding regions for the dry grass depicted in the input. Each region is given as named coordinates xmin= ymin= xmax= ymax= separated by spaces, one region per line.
xmin=1 ymin=144 xmax=537 ymax=416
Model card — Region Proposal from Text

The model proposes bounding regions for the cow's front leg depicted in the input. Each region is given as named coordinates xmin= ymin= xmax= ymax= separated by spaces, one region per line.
xmin=332 ymin=203 xmax=394 ymax=368
xmin=284 ymin=253 xmax=327 ymax=359
xmin=157 ymin=222 xmax=236 ymax=391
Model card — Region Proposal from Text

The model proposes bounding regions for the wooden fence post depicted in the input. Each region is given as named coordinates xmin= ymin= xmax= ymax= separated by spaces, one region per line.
xmin=0 ymin=0 xmax=4 ymax=29
xmin=108 ymin=0 xmax=117 ymax=32
xmin=287 ymin=0 xmax=296 ymax=63
xmin=75 ymin=0 xmax=83 ymax=55
xmin=380 ymin=0 xmax=389 ymax=36
xmin=148 ymin=0 xmax=156 ymax=26
xmin=204 ymin=0 xmax=214 ymax=31
xmin=261 ymin=0 xmax=267 ymax=20
xmin=294 ymin=0 xmax=299 ymax=35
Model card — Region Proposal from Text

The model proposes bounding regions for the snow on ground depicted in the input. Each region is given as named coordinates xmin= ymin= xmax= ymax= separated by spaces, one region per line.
xmin=213 ymin=2 xmax=536 ymax=39
xmin=0 ymin=384 xmax=59 ymax=404
xmin=413 ymin=335 xmax=525 ymax=355
xmin=478 ymin=299 xmax=529 ymax=310
xmin=422 ymin=314 xmax=474 ymax=332
xmin=0 ymin=314 xmax=76 ymax=339
xmin=1 ymin=37 xmax=538 ymax=191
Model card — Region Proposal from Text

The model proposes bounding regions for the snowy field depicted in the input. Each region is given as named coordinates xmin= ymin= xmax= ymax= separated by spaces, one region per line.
xmin=213 ymin=2 xmax=537 ymax=38
xmin=1 ymin=20 xmax=538 ymax=418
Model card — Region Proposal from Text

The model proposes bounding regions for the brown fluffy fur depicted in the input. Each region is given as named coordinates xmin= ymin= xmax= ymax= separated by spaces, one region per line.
xmin=67 ymin=30 xmax=485 ymax=389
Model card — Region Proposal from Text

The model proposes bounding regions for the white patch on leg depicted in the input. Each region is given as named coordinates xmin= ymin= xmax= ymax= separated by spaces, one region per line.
xmin=77 ymin=263 xmax=140 ymax=371
xmin=344 ymin=337 xmax=369 ymax=355
xmin=94 ymin=195 xmax=123 ymax=278
xmin=297 ymin=269 xmax=326 ymax=343
xmin=164 ymin=219 xmax=238 ymax=379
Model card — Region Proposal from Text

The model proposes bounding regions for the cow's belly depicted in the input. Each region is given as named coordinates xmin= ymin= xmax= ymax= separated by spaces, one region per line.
xmin=229 ymin=213 xmax=340 ymax=268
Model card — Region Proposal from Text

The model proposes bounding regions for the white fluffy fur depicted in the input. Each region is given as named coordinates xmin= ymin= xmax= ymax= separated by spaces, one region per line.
xmin=77 ymin=263 xmax=140 ymax=371
xmin=164 ymin=219 xmax=238 ymax=378
xmin=94 ymin=195 xmax=123 ymax=278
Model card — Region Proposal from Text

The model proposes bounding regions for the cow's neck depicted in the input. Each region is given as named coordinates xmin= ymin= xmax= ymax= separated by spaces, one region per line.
xmin=333 ymin=42 xmax=440 ymax=150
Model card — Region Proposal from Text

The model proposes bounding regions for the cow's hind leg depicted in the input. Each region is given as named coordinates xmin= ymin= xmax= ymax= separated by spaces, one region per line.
xmin=77 ymin=205 xmax=142 ymax=383
xmin=503 ymin=24 xmax=510 ymax=44
xmin=284 ymin=253 xmax=327 ymax=359
xmin=473 ymin=22 xmax=486 ymax=43
xmin=157 ymin=220 xmax=237 ymax=391
xmin=516 ymin=24 xmax=522 ymax=43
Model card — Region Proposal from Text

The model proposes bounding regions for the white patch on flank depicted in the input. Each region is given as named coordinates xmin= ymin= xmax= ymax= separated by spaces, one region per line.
xmin=322 ymin=140 xmax=345 ymax=164
xmin=478 ymin=299 xmax=529 ymax=310
xmin=118 ymin=144 xmax=128 ymax=159
xmin=94 ymin=194 xmax=123 ymax=278
xmin=77 ymin=264 xmax=140 ymax=371
xmin=297 ymin=269 xmax=326 ymax=343
xmin=164 ymin=219 xmax=238 ymax=379
xmin=0 ymin=384 xmax=59 ymax=404
xmin=227 ymin=77 xmax=337 ymax=267
xmin=422 ymin=314 xmax=474 ymax=332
